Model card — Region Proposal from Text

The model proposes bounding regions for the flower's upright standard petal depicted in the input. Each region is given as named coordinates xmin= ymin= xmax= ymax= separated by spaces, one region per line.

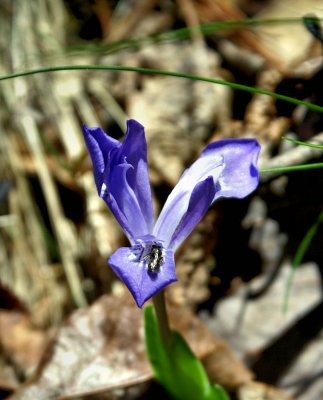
xmin=109 ymin=247 xmax=177 ymax=308
xmin=154 ymin=138 xmax=260 ymax=249
xmin=116 ymin=120 xmax=154 ymax=233
xmin=203 ymin=138 xmax=260 ymax=201
xmin=153 ymin=150 xmax=225 ymax=247
xmin=108 ymin=163 xmax=151 ymax=241
xmin=168 ymin=177 xmax=215 ymax=251
xmin=82 ymin=124 xmax=120 ymax=196
xmin=83 ymin=120 xmax=154 ymax=242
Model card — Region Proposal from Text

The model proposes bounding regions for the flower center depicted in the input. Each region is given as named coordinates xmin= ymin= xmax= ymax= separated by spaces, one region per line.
xmin=131 ymin=238 xmax=164 ymax=273
xmin=144 ymin=243 xmax=163 ymax=273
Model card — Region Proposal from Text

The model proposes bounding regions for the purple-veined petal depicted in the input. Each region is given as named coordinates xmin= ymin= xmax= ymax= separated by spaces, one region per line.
xmin=153 ymin=150 xmax=225 ymax=247
xmin=108 ymin=163 xmax=151 ymax=241
xmin=168 ymin=177 xmax=215 ymax=251
xmin=109 ymin=247 xmax=177 ymax=308
xmin=119 ymin=120 xmax=154 ymax=233
xmin=82 ymin=124 xmax=120 ymax=195
xmin=204 ymin=138 xmax=260 ymax=200
xmin=154 ymin=138 xmax=260 ymax=248
xmin=83 ymin=120 xmax=154 ymax=241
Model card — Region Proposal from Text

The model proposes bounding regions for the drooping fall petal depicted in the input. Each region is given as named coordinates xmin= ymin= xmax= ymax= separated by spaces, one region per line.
xmin=109 ymin=247 xmax=176 ymax=308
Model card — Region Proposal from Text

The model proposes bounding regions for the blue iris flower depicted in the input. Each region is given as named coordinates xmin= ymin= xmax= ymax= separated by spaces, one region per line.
xmin=82 ymin=120 xmax=260 ymax=307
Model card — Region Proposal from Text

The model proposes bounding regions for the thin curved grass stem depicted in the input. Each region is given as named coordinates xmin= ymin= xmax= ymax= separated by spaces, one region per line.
xmin=1 ymin=65 xmax=323 ymax=113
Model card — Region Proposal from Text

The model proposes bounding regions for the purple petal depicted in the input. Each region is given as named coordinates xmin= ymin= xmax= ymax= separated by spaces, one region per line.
xmin=153 ymin=149 xmax=225 ymax=247
xmin=83 ymin=120 xmax=154 ymax=241
xmin=168 ymin=177 xmax=215 ymax=251
xmin=116 ymin=120 xmax=154 ymax=233
xmin=154 ymin=138 xmax=260 ymax=248
xmin=108 ymin=163 xmax=151 ymax=241
xmin=204 ymin=138 xmax=260 ymax=200
xmin=82 ymin=124 xmax=120 ymax=195
xmin=109 ymin=247 xmax=177 ymax=308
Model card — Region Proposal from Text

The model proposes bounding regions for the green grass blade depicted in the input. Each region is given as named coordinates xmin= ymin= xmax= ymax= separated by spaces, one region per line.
xmin=261 ymin=162 xmax=323 ymax=174
xmin=63 ymin=17 xmax=321 ymax=57
xmin=282 ymin=136 xmax=323 ymax=150
xmin=1 ymin=65 xmax=323 ymax=113
xmin=283 ymin=211 xmax=323 ymax=313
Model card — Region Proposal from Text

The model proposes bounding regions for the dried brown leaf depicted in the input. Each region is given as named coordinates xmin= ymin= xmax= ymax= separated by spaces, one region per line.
xmin=11 ymin=292 xmax=253 ymax=399
xmin=0 ymin=310 xmax=48 ymax=377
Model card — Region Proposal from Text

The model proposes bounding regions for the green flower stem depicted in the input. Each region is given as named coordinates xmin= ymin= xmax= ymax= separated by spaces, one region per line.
xmin=152 ymin=290 xmax=171 ymax=346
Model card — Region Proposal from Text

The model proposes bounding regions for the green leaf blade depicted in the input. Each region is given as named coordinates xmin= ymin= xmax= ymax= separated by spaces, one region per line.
xmin=144 ymin=305 xmax=230 ymax=400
